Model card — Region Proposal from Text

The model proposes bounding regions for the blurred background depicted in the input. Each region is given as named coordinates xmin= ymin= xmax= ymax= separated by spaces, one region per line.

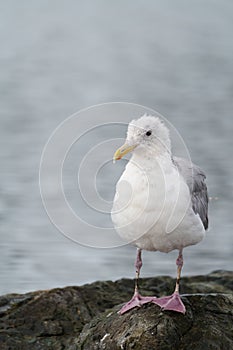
xmin=1 ymin=0 xmax=233 ymax=295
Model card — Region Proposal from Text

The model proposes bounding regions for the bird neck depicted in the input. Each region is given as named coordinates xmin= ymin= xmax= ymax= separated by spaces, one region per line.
xmin=131 ymin=147 xmax=173 ymax=172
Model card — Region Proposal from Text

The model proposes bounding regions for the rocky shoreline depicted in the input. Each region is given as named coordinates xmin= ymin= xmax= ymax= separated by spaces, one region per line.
xmin=0 ymin=270 xmax=232 ymax=349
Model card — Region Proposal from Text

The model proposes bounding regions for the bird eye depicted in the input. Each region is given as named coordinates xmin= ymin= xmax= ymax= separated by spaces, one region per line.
xmin=146 ymin=130 xmax=152 ymax=136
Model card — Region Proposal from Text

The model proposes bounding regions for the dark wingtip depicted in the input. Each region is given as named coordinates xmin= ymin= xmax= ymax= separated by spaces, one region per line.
xmin=204 ymin=217 xmax=209 ymax=230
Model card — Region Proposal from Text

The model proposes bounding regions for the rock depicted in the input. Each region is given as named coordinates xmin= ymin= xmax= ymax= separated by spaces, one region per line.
xmin=0 ymin=270 xmax=232 ymax=350
xmin=75 ymin=293 xmax=233 ymax=350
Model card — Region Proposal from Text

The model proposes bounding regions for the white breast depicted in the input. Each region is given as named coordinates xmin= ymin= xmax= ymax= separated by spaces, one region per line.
xmin=111 ymin=155 xmax=205 ymax=253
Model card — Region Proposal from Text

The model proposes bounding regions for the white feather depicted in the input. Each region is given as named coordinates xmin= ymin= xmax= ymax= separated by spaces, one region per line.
xmin=111 ymin=115 xmax=205 ymax=253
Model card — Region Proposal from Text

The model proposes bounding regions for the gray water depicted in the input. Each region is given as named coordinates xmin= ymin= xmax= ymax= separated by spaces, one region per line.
xmin=1 ymin=0 xmax=233 ymax=295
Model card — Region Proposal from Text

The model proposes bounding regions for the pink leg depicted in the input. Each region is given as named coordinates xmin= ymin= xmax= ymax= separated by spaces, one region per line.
xmin=118 ymin=249 xmax=154 ymax=314
xmin=151 ymin=249 xmax=186 ymax=314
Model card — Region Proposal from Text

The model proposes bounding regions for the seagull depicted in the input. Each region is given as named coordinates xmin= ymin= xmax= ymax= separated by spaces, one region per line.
xmin=111 ymin=115 xmax=208 ymax=314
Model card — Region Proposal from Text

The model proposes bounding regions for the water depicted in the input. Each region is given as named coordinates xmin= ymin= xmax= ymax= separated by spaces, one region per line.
xmin=0 ymin=0 xmax=233 ymax=295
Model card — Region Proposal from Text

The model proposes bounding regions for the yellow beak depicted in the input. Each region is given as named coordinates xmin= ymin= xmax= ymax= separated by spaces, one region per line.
xmin=113 ymin=142 xmax=137 ymax=161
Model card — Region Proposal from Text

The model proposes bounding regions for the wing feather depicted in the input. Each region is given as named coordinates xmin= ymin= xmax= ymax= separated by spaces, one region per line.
xmin=173 ymin=156 xmax=209 ymax=230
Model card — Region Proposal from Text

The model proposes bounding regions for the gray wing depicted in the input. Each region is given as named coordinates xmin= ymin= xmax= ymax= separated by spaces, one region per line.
xmin=173 ymin=156 xmax=209 ymax=230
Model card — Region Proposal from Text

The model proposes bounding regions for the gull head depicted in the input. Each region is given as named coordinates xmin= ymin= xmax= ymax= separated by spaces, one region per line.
xmin=114 ymin=114 xmax=171 ymax=161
